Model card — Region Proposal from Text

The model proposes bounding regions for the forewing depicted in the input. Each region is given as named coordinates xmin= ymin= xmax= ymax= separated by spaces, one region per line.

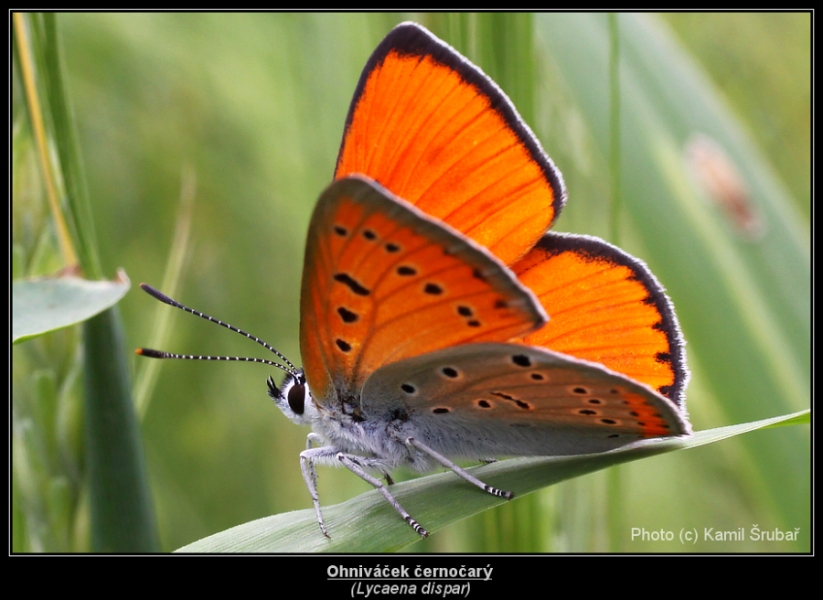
xmin=300 ymin=176 xmax=546 ymax=405
xmin=335 ymin=22 xmax=565 ymax=265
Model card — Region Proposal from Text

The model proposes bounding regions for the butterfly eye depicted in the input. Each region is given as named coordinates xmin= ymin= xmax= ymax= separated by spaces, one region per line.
xmin=288 ymin=383 xmax=306 ymax=415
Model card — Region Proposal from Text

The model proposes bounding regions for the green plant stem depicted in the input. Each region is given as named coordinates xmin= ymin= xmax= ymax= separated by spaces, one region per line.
xmin=84 ymin=309 xmax=159 ymax=551
xmin=17 ymin=12 xmax=160 ymax=552
xmin=608 ymin=12 xmax=622 ymax=246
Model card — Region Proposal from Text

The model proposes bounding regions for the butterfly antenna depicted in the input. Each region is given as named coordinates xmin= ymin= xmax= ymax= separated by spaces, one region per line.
xmin=136 ymin=283 xmax=299 ymax=376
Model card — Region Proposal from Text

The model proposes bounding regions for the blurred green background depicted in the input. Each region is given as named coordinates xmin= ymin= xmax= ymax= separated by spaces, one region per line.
xmin=13 ymin=12 xmax=809 ymax=552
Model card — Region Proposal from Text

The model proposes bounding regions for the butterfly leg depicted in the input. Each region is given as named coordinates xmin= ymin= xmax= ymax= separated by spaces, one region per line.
xmin=300 ymin=435 xmax=336 ymax=538
xmin=404 ymin=437 xmax=514 ymax=500
xmin=304 ymin=433 xmax=324 ymax=488
xmin=336 ymin=453 xmax=429 ymax=538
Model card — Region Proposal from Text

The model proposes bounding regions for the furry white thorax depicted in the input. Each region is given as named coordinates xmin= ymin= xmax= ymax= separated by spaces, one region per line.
xmin=270 ymin=371 xmax=437 ymax=474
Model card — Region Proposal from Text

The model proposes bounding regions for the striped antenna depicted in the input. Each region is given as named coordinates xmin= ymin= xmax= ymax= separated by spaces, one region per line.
xmin=136 ymin=283 xmax=298 ymax=377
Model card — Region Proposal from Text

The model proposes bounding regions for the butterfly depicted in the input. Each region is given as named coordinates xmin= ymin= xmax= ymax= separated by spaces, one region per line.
xmin=138 ymin=21 xmax=690 ymax=539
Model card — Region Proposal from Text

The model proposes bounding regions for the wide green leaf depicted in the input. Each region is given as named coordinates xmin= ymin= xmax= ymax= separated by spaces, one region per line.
xmin=12 ymin=270 xmax=130 ymax=344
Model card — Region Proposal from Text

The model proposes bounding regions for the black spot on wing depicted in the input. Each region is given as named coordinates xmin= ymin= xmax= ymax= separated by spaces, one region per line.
xmin=337 ymin=306 xmax=359 ymax=323
xmin=511 ymin=354 xmax=531 ymax=367
xmin=334 ymin=273 xmax=370 ymax=296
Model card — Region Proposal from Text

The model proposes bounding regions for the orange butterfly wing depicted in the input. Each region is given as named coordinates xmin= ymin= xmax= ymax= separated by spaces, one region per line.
xmin=512 ymin=233 xmax=688 ymax=408
xmin=335 ymin=22 xmax=565 ymax=266
xmin=300 ymin=176 xmax=547 ymax=406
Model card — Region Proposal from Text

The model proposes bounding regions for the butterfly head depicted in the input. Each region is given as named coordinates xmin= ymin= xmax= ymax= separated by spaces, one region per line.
xmin=267 ymin=370 xmax=317 ymax=426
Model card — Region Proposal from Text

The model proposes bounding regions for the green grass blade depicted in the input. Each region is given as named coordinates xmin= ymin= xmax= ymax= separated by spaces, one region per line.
xmin=40 ymin=13 xmax=101 ymax=277
xmin=535 ymin=11 xmax=809 ymax=536
xmin=178 ymin=410 xmax=808 ymax=552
